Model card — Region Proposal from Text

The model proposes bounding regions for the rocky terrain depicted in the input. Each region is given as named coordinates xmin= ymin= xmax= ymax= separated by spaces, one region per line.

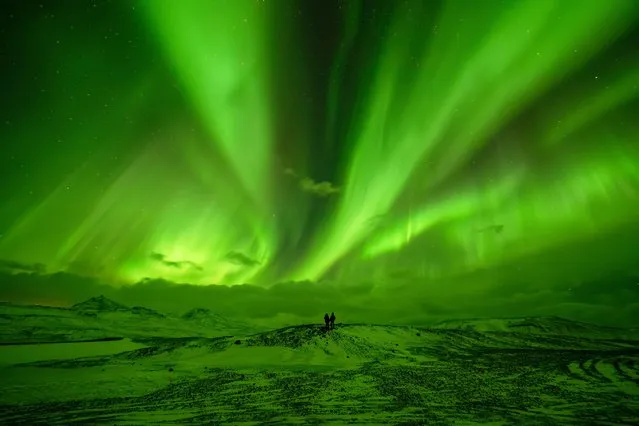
xmin=0 ymin=298 xmax=637 ymax=424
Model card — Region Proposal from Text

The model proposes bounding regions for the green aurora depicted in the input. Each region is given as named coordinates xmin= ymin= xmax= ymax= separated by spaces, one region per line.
xmin=1 ymin=0 xmax=638 ymax=325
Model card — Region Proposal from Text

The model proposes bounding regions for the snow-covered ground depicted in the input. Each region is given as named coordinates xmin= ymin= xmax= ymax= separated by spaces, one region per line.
xmin=0 ymin=297 xmax=638 ymax=424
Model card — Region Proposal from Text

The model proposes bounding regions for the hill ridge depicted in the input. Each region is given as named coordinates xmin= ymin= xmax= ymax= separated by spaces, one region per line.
xmin=70 ymin=295 xmax=129 ymax=312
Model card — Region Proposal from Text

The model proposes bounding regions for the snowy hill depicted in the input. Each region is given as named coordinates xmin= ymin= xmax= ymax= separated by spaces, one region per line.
xmin=71 ymin=295 xmax=129 ymax=312
xmin=70 ymin=296 xmax=165 ymax=319
xmin=2 ymin=321 xmax=638 ymax=424
xmin=181 ymin=308 xmax=212 ymax=320
xmin=181 ymin=308 xmax=258 ymax=333
xmin=1 ymin=316 xmax=638 ymax=424
xmin=129 ymin=306 xmax=165 ymax=318
xmin=3 ymin=295 xmax=638 ymax=346
xmin=0 ymin=298 xmax=261 ymax=344
xmin=430 ymin=315 xmax=639 ymax=339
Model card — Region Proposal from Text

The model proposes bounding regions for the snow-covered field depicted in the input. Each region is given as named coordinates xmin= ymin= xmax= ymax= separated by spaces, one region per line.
xmin=1 ymin=297 xmax=638 ymax=424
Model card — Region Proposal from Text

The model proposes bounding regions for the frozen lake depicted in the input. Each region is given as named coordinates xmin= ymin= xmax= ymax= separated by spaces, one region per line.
xmin=0 ymin=338 xmax=147 ymax=366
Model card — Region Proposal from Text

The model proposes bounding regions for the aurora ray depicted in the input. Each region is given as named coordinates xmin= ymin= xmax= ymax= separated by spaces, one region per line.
xmin=0 ymin=0 xmax=638 ymax=325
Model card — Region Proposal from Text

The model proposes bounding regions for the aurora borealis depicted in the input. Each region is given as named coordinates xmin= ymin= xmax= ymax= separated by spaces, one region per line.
xmin=1 ymin=0 xmax=639 ymax=325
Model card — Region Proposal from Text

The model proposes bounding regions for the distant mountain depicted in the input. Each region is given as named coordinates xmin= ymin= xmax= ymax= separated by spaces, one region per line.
xmin=70 ymin=295 xmax=129 ymax=312
xmin=130 ymin=306 xmax=165 ymax=318
xmin=182 ymin=308 xmax=213 ymax=320
xmin=430 ymin=316 xmax=637 ymax=338
xmin=0 ymin=299 xmax=259 ymax=344
xmin=70 ymin=296 xmax=165 ymax=318
xmin=181 ymin=308 xmax=257 ymax=331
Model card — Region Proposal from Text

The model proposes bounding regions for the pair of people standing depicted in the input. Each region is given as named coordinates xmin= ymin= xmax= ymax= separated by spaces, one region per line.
xmin=323 ymin=312 xmax=336 ymax=331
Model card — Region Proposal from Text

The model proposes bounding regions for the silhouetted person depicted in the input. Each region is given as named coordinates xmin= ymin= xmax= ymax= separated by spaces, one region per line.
xmin=330 ymin=312 xmax=336 ymax=330
xmin=324 ymin=313 xmax=330 ymax=331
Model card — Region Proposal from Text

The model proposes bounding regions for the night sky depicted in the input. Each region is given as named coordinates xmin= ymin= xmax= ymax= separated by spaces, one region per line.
xmin=1 ymin=0 xmax=639 ymax=326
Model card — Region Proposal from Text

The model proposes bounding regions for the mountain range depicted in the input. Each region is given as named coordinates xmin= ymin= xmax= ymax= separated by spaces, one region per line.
xmin=0 ymin=296 xmax=261 ymax=344
xmin=2 ymin=295 xmax=639 ymax=344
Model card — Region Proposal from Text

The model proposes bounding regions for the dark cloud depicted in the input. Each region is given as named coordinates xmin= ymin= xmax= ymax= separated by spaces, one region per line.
xmin=283 ymin=168 xmax=298 ymax=178
xmin=334 ymin=280 xmax=376 ymax=297
xmin=299 ymin=177 xmax=340 ymax=197
xmin=66 ymin=260 xmax=105 ymax=277
xmin=150 ymin=252 xmax=203 ymax=271
xmin=150 ymin=252 xmax=165 ymax=261
xmin=1 ymin=269 xmax=639 ymax=328
xmin=224 ymin=251 xmax=260 ymax=267
xmin=0 ymin=259 xmax=46 ymax=274
xmin=566 ymin=271 xmax=639 ymax=305
xmin=283 ymin=168 xmax=340 ymax=197
xmin=0 ymin=270 xmax=114 ymax=306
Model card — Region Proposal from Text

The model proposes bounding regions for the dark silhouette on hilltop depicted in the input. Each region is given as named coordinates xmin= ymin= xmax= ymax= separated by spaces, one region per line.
xmin=324 ymin=313 xmax=330 ymax=331
xmin=330 ymin=312 xmax=336 ymax=330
